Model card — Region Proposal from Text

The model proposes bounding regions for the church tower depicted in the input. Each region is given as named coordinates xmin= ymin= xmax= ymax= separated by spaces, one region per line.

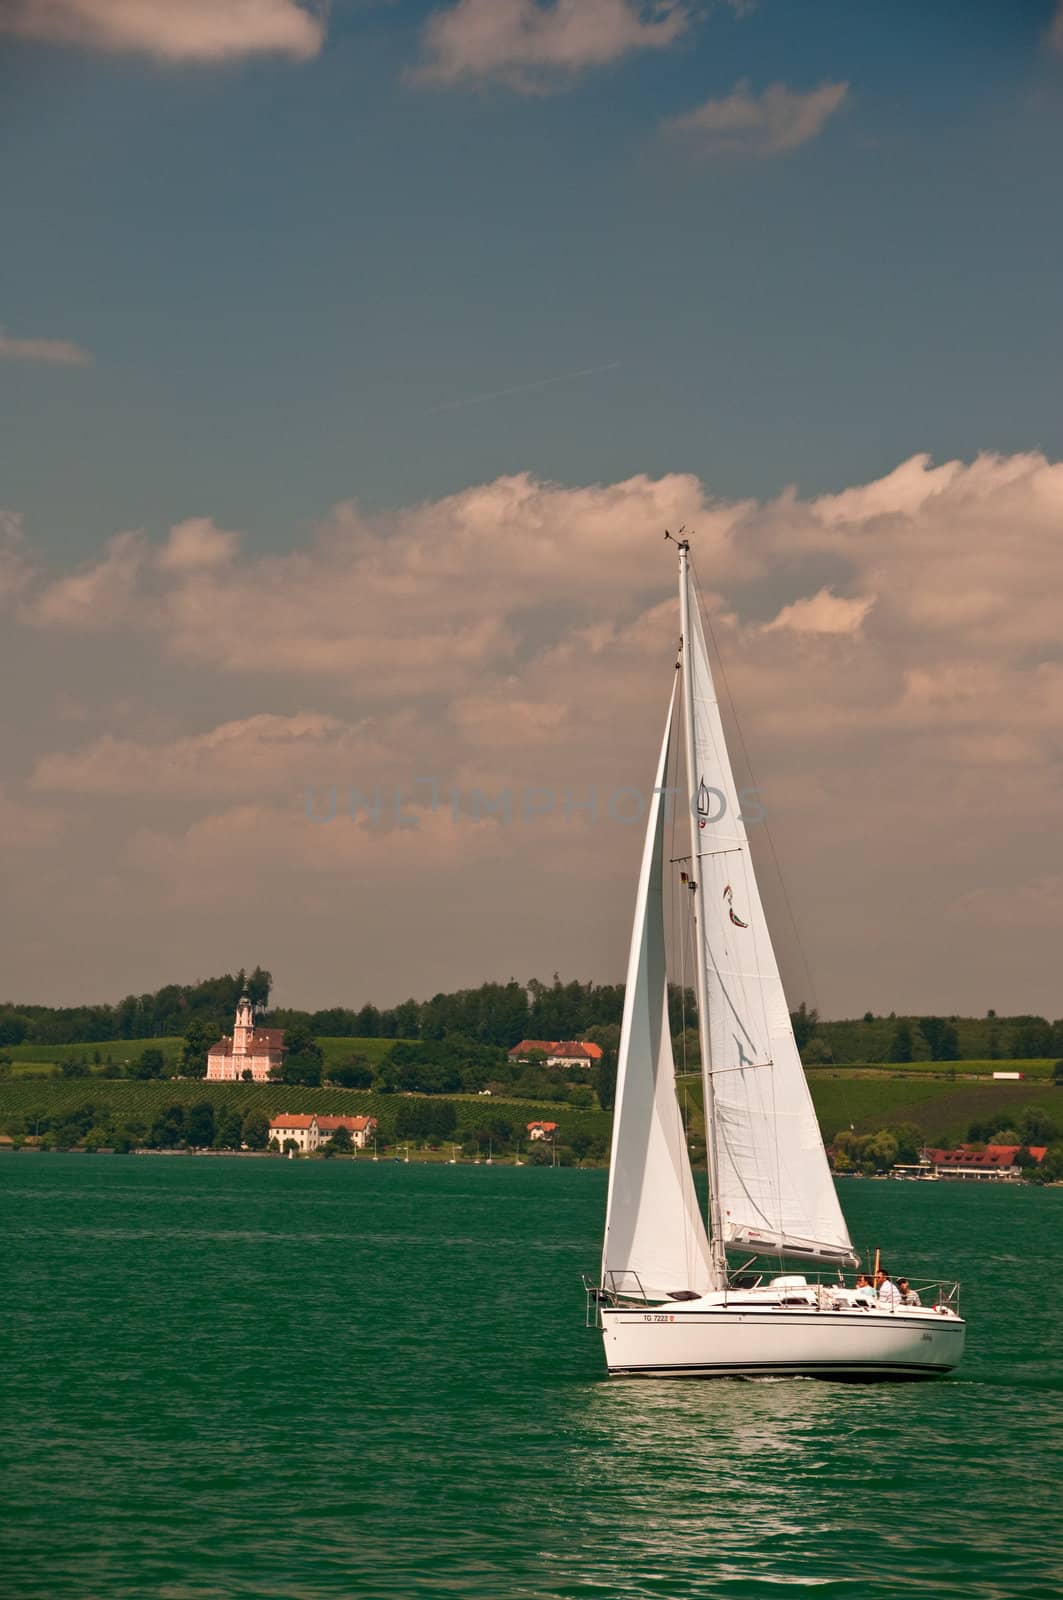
xmin=232 ymin=990 xmax=254 ymax=1062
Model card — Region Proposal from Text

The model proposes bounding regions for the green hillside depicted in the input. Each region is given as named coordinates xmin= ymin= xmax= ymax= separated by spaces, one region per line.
xmin=678 ymin=1070 xmax=1062 ymax=1148
xmin=0 ymin=1078 xmax=608 ymax=1145
xmin=815 ymin=1015 xmax=1061 ymax=1064
xmin=1 ymin=1035 xmax=414 ymax=1079
xmin=4 ymin=1066 xmax=1059 ymax=1156
xmin=822 ymin=1058 xmax=1054 ymax=1081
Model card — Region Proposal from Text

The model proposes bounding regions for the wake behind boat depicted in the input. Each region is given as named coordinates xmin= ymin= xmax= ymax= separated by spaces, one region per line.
xmin=588 ymin=537 xmax=965 ymax=1380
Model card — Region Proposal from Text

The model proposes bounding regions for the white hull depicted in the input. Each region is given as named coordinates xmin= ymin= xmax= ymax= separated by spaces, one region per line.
xmin=601 ymin=1302 xmax=965 ymax=1380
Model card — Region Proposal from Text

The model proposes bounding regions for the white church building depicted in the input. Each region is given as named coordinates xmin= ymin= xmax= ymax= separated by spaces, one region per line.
xmin=206 ymin=991 xmax=286 ymax=1082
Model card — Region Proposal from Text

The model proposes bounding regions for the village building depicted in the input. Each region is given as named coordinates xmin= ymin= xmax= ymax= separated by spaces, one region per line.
xmin=269 ymin=1114 xmax=319 ymax=1153
xmin=925 ymin=1144 xmax=1047 ymax=1181
xmin=267 ymin=1114 xmax=378 ymax=1153
xmin=508 ymin=1039 xmax=603 ymax=1069
xmin=206 ymin=991 xmax=286 ymax=1082
xmin=527 ymin=1120 xmax=558 ymax=1142
xmin=316 ymin=1115 xmax=378 ymax=1150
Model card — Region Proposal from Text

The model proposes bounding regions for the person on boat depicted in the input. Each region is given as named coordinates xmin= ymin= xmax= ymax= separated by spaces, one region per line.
xmin=898 ymin=1277 xmax=922 ymax=1306
xmin=875 ymin=1267 xmax=901 ymax=1308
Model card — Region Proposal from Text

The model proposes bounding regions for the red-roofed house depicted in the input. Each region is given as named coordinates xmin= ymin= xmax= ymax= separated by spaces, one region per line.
xmin=527 ymin=1120 xmax=558 ymax=1142
xmin=548 ymin=1041 xmax=603 ymax=1068
xmin=207 ymin=991 xmax=286 ymax=1082
xmin=317 ymin=1115 xmax=378 ymax=1150
xmin=509 ymin=1040 xmax=556 ymax=1061
xmin=508 ymin=1039 xmax=603 ymax=1068
xmin=269 ymin=1114 xmax=319 ymax=1153
xmin=927 ymin=1144 xmax=1047 ymax=1181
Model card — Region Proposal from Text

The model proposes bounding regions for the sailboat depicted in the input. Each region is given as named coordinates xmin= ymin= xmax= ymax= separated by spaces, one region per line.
xmin=593 ymin=538 xmax=965 ymax=1379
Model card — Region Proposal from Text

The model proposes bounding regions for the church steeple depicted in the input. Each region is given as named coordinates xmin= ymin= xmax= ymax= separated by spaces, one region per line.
xmin=233 ymin=989 xmax=254 ymax=1058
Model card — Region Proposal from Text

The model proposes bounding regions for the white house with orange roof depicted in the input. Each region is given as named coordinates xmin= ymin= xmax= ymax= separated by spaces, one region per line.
xmin=207 ymin=991 xmax=286 ymax=1082
xmin=269 ymin=1114 xmax=319 ymax=1153
xmin=527 ymin=1120 xmax=558 ymax=1142
xmin=316 ymin=1115 xmax=378 ymax=1150
xmin=508 ymin=1039 xmax=603 ymax=1069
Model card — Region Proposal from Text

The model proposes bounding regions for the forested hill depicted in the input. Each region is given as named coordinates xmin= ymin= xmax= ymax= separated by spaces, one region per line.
xmin=0 ymin=971 xmax=1060 ymax=1063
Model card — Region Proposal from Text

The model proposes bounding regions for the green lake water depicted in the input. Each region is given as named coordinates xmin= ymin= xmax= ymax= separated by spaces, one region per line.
xmin=3 ymin=1156 xmax=1061 ymax=1599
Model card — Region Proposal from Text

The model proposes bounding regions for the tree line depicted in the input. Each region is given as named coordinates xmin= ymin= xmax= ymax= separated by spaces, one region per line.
xmin=0 ymin=972 xmax=691 ymax=1055
xmin=5 ymin=967 xmax=1062 ymax=1072
xmin=828 ymin=1104 xmax=1063 ymax=1182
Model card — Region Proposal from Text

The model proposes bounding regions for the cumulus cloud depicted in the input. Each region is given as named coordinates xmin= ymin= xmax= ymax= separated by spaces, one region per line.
xmin=30 ymin=712 xmax=412 ymax=797
xmin=0 ymin=0 xmax=325 ymax=63
xmin=762 ymin=588 xmax=873 ymax=636
xmin=663 ymin=79 xmax=849 ymax=156
xmin=29 ymin=529 xmax=146 ymax=631
xmin=155 ymin=517 xmax=243 ymax=573
xmin=411 ymin=0 xmax=688 ymax=92
xmin=127 ymin=799 xmax=511 ymax=909
xmin=0 ymin=785 xmax=65 ymax=850
xmin=26 ymin=474 xmax=735 ymax=696
xmin=0 ymin=512 xmax=36 ymax=605
xmin=10 ymin=448 xmax=1063 ymax=1013
xmin=0 ymin=326 xmax=91 ymax=366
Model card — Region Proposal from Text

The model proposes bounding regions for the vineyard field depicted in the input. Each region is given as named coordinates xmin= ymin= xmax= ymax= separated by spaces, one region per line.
xmin=0 ymin=1078 xmax=610 ymax=1145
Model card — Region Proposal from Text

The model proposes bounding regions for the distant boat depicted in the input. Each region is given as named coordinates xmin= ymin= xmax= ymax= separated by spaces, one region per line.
xmin=591 ymin=537 xmax=965 ymax=1380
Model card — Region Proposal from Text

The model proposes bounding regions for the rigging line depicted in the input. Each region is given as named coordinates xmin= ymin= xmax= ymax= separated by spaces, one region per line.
xmin=687 ymin=556 xmax=820 ymax=1020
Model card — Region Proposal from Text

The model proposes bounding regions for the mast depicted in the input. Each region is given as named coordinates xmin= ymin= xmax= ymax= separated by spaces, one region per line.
xmin=678 ymin=541 xmax=728 ymax=1286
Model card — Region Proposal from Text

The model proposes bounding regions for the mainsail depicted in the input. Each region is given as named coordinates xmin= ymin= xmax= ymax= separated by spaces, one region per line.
xmin=601 ymin=678 xmax=716 ymax=1300
xmin=683 ymin=566 xmax=857 ymax=1267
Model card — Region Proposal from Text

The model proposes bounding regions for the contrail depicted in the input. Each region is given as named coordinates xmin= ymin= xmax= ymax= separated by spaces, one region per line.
xmin=431 ymin=360 xmax=622 ymax=413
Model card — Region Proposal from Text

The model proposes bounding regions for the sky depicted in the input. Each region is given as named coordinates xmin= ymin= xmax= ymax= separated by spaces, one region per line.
xmin=2 ymin=0 xmax=1063 ymax=1017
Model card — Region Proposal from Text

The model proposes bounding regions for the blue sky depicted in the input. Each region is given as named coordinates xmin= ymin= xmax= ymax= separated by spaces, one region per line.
xmin=4 ymin=1 xmax=1063 ymax=1013
xmin=5 ymin=1 xmax=1063 ymax=555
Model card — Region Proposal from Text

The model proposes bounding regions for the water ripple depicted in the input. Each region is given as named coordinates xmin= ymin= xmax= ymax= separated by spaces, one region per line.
xmin=2 ymin=1157 xmax=1061 ymax=1599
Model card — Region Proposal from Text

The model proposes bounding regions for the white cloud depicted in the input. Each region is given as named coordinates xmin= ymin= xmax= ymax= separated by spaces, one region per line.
xmin=0 ymin=326 xmax=91 ymax=366
xmin=127 ymin=800 xmax=509 ymax=909
xmin=11 ymin=448 xmax=1063 ymax=1013
xmin=30 ymin=712 xmax=410 ymax=797
xmin=30 ymin=529 xmax=146 ymax=630
xmin=0 ymin=785 xmax=65 ymax=850
xmin=156 ymin=517 xmax=242 ymax=573
xmin=0 ymin=512 xmax=36 ymax=605
xmin=0 ymin=0 xmax=325 ymax=63
xmin=663 ymin=79 xmax=849 ymax=157
xmin=411 ymin=0 xmax=688 ymax=92
xmin=26 ymin=474 xmax=733 ymax=695
xmin=763 ymin=588 xmax=873 ymax=636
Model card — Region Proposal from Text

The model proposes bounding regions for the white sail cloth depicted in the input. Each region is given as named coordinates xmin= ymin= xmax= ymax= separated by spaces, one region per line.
xmin=601 ymin=680 xmax=716 ymax=1300
xmin=686 ymin=587 xmax=857 ymax=1267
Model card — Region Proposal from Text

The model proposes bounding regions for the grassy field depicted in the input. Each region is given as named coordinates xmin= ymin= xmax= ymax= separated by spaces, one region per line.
xmin=3 ymin=1037 xmax=183 ymax=1070
xmin=832 ymin=1058 xmax=1057 ymax=1081
xmin=0 ymin=1077 xmax=610 ymax=1146
xmin=677 ymin=1070 xmax=1062 ymax=1147
xmin=316 ymin=1036 xmax=417 ymax=1067
xmin=4 ymin=1068 xmax=1058 ymax=1152
xmin=805 ymin=1075 xmax=1061 ymax=1145
xmin=817 ymin=1015 xmax=1059 ymax=1063
xmin=1 ymin=1035 xmax=415 ymax=1079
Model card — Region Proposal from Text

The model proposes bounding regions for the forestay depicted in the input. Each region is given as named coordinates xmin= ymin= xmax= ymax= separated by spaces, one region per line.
xmin=685 ymin=584 xmax=857 ymax=1267
xmin=601 ymin=679 xmax=716 ymax=1300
